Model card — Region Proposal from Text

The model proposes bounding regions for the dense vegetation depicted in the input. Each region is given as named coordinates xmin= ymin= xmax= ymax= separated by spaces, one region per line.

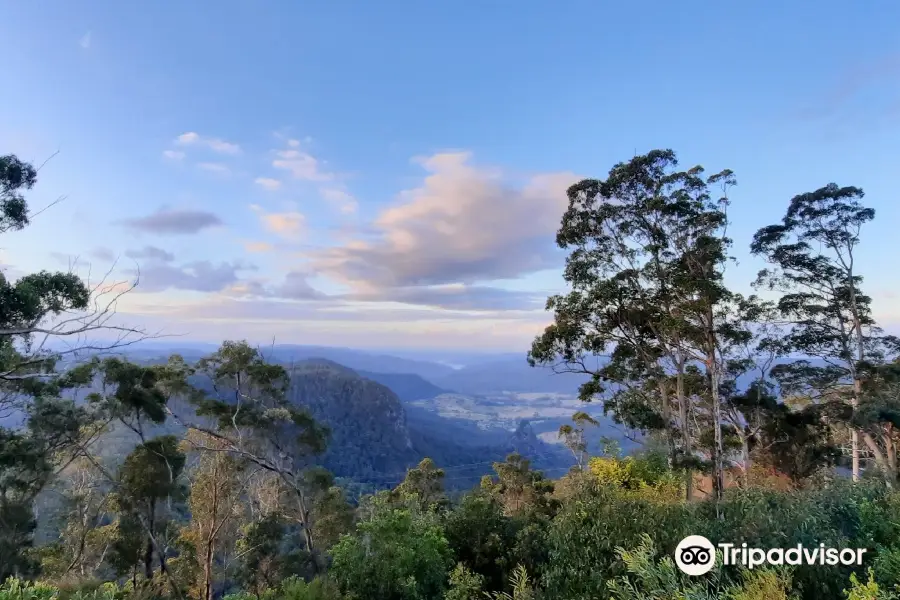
xmin=3 ymin=150 xmax=900 ymax=599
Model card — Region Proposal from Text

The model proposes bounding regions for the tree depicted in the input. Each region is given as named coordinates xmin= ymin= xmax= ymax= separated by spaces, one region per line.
xmin=530 ymin=150 xmax=736 ymax=502
xmin=330 ymin=493 xmax=453 ymax=600
xmin=179 ymin=432 xmax=248 ymax=600
xmin=394 ymin=458 xmax=447 ymax=510
xmin=855 ymin=359 xmax=900 ymax=484
xmin=444 ymin=491 xmax=517 ymax=593
xmin=557 ymin=411 xmax=599 ymax=469
xmin=0 ymin=154 xmax=146 ymax=387
xmin=0 ymin=375 xmax=99 ymax=579
xmin=37 ymin=457 xmax=116 ymax=582
xmin=166 ymin=341 xmax=331 ymax=572
xmin=233 ymin=512 xmax=291 ymax=597
xmin=481 ymin=454 xmax=555 ymax=518
xmin=0 ymin=153 xmax=147 ymax=578
xmin=751 ymin=183 xmax=900 ymax=482
xmin=116 ymin=435 xmax=186 ymax=580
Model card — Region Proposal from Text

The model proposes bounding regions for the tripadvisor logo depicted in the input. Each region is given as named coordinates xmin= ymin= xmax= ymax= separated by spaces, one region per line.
xmin=674 ymin=535 xmax=868 ymax=576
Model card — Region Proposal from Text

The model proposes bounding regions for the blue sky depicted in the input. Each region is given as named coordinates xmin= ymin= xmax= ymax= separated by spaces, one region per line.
xmin=1 ymin=1 xmax=899 ymax=351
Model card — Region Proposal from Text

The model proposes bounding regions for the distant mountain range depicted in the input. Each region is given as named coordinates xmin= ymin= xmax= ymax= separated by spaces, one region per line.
xmin=117 ymin=343 xmax=595 ymax=396
xmin=354 ymin=369 xmax=452 ymax=403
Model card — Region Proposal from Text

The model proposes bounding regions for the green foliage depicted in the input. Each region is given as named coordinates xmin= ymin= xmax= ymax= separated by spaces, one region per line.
xmin=277 ymin=576 xmax=343 ymax=600
xmin=0 ymin=579 xmax=58 ymax=600
xmin=605 ymin=535 xmax=728 ymax=600
xmin=542 ymin=486 xmax=699 ymax=600
xmin=443 ymin=564 xmax=484 ymax=600
xmin=330 ymin=495 xmax=452 ymax=600
xmin=483 ymin=566 xmax=535 ymax=600
xmin=233 ymin=514 xmax=294 ymax=596
xmin=587 ymin=450 xmax=683 ymax=500
xmin=394 ymin=458 xmax=447 ymax=510
xmin=844 ymin=569 xmax=900 ymax=600
xmin=444 ymin=492 xmax=517 ymax=592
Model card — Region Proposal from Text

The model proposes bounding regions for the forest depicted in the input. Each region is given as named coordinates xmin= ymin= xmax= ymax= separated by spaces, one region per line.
xmin=3 ymin=149 xmax=900 ymax=600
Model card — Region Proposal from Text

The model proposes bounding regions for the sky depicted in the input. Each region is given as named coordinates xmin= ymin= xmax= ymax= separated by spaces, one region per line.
xmin=1 ymin=1 xmax=900 ymax=352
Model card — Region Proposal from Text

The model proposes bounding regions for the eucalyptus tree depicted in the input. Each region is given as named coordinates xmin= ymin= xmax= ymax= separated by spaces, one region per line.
xmin=557 ymin=411 xmax=599 ymax=470
xmin=529 ymin=149 xmax=736 ymax=501
xmin=163 ymin=341 xmax=331 ymax=571
xmin=751 ymin=183 xmax=900 ymax=482
xmin=0 ymin=153 xmax=146 ymax=578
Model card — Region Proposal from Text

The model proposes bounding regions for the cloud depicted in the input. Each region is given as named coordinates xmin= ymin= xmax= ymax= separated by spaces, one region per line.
xmin=262 ymin=213 xmax=304 ymax=237
xmin=120 ymin=208 xmax=223 ymax=235
xmin=79 ymin=32 xmax=91 ymax=49
xmin=272 ymin=149 xmax=333 ymax=181
xmin=249 ymin=205 xmax=305 ymax=239
xmin=349 ymin=284 xmax=544 ymax=311
xmin=197 ymin=162 xmax=231 ymax=174
xmin=136 ymin=295 xmax=544 ymax=326
xmin=242 ymin=241 xmax=274 ymax=253
xmin=132 ymin=260 xmax=254 ymax=293
xmin=125 ymin=245 xmax=175 ymax=262
xmin=174 ymin=132 xmax=241 ymax=155
xmin=255 ymin=177 xmax=282 ymax=191
xmin=162 ymin=150 xmax=185 ymax=160
xmin=309 ymin=152 xmax=576 ymax=290
xmin=320 ymin=187 xmax=358 ymax=214
xmin=270 ymin=271 xmax=326 ymax=300
xmin=90 ymin=247 xmax=116 ymax=262
xmin=287 ymin=139 xmax=301 ymax=148
xmin=49 ymin=252 xmax=89 ymax=270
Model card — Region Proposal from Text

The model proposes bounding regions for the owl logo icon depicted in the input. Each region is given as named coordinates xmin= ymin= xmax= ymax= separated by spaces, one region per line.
xmin=675 ymin=535 xmax=716 ymax=575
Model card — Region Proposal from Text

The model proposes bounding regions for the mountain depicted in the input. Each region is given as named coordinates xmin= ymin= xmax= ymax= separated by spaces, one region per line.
xmin=264 ymin=345 xmax=457 ymax=380
xmin=432 ymin=358 xmax=597 ymax=395
xmin=286 ymin=359 xmax=417 ymax=477
xmin=285 ymin=359 xmax=570 ymax=484
xmin=354 ymin=370 xmax=451 ymax=402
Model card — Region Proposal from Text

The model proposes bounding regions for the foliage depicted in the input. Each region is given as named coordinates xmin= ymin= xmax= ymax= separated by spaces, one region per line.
xmin=844 ymin=570 xmax=900 ymax=600
xmin=329 ymin=495 xmax=453 ymax=600
xmin=443 ymin=563 xmax=484 ymax=600
xmin=483 ymin=566 xmax=535 ymax=600
xmin=588 ymin=449 xmax=683 ymax=500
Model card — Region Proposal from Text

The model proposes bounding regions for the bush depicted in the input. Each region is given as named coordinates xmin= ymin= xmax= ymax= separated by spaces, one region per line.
xmin=330 ymin=496 xmax=453 ymax=600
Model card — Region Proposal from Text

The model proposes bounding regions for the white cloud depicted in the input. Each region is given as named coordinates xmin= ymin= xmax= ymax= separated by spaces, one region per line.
xmin=242 ymin=241 xmax=274 ymax=253
xmin=249 ymin=205 xmax=304 ymax=239
xmin=79 ymin=32 xmax=92 ymax=49
xmin=309 ymin=151 xmax=577 ymax=290
xmin=261 ymin=212 xmax=305 ymax=238
xmin=287 ymin=139 xmax=301 ymax=148
xmin=272 ymin=149 xmax=333 ymax=181
xmin=174 ymin=132 xmax=241 ymax=155
xmin=320 ymin=187 xmax=358 ymax=214
xmin=176 ymin=132 xmax=200 ymax=144
xmin=162 ymin=150 xmax=185 ymax=160
xmin=255 ymin=177 xmax=282 ymax=191
xmin=197 ymin=162 xmax=231 ymax=174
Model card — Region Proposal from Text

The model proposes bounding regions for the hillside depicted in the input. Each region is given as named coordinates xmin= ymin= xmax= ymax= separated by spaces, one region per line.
xmin=286 ymin=359 xmax=567 ymax=482
xmin=432 ymin=357 xmax=597 ymax=395
xmin=354 ymin=369 xmax=451 ymax=402
xmin=265 ymin=345 xmax=457 ymax=380
xmin=285 ymin=359 xmax=418 ymax=477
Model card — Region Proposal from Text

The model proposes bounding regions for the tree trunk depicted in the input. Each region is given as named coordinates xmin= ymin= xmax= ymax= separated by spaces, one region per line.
xmin=144 ymin=500 xmax=156 ymax=579
xmin=676 ymin=354 xmax=693 ymax=501
xmin=847 ymin=262 xmax=866 ymax=483
xmin=851 ymin=383 xmax=861 ymax=482
xmin=740 ymin=434 xmax=751 ymax=488
xmin=203 ymin=542 xmax=214 ymax=600
xmin=706 ymin=305 xmax=725 ymax=516
xmin=144 ymin=537 xmax=154 ymax=580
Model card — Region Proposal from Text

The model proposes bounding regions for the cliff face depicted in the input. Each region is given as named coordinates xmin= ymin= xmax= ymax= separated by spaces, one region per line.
xmin=286 ymin=360 xmax=417 ymax=478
